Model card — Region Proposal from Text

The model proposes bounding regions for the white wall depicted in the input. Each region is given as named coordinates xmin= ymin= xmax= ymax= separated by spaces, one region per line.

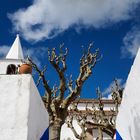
xmin=0 ymin=59 xmax=22 ymax=74
xmin=61 ymin=102 xmax=116 ymax=140
xmin=76 ymin=103 xmax=115 ymax=111
xmin=61 ymin=120 xmax=82 ymax=140
xmin=28 ymin=76 xmax=49 ymax=140
xmin=0 ymin=74 xmax=48 ymax=140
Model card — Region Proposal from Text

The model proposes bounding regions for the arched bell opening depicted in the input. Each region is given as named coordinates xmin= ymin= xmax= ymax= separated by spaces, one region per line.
xmin=6 ymin=64 xmax=17 ymax=74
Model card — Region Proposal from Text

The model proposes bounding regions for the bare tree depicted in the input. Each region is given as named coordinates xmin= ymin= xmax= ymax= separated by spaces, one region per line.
xmin=65 ymin=80 xmax=123 ymax=140
xmin=28 ymin=43 xmax=100 ymax=140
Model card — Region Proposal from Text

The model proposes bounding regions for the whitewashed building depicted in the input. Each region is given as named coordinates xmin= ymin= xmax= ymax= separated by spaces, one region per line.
xmin=61 ymin=99 xmax=116 ymax=140
xmin=0 ymin=35 xmax=49 ymax=140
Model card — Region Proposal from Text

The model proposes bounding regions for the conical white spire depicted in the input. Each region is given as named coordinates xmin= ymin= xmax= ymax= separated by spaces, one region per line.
xmin=6 ymin=34 xmax=24 ymax=59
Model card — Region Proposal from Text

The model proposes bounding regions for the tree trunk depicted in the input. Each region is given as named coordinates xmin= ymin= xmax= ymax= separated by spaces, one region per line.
xmin=98 ymin=127 xmax=103 ymax=140
xmin=49 ymin=123 xmax=62 ymax=140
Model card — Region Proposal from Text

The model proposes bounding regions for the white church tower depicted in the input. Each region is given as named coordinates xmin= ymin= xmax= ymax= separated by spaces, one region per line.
xmin=0 ymin=35 xmax=49 ymax=140
xmin=0 ymin=34 xmax=24 ymax=75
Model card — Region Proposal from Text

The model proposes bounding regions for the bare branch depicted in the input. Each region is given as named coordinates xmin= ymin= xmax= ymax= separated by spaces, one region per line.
xmin=96 ymin=87 xmax=102 ymax=100
xmin=67 ymin=74 xmax=74 ymax=93
xmin=48 ymin=46 xmax=68 ymax=102
xmin=28 ymin=57 xmax=52 ymax=113
xmin=36 ymin=76 xmax=42 ymax=87
xmin=52 ymin=83 xmax=59 ymax=98
xmin=64 ymin=44 xmax=100 ymax=107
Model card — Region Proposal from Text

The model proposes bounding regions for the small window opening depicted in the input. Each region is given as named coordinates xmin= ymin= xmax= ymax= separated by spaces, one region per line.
xmin=6 ymin=64 xmax=17 ymax=74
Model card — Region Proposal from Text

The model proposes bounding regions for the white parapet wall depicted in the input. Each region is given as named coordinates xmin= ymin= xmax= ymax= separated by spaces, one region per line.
xmin=0 ymin=74 xmax=49 ymax=140
xmin=61 ymin=101 xmax=115 ymax=140
xmin=61 ymin=120 xmax=82 ymax=140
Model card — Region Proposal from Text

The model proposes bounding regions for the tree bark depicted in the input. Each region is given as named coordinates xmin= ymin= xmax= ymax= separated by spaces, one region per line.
xmin=98 ymin=127 xmax=103 ymax=140
xmin=49 ymin=123 xmax=62 ymax=140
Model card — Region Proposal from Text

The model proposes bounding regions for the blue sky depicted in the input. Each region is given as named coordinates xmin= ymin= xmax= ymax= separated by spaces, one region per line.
xmin=0 ymin=0 xmax=140 ymax=98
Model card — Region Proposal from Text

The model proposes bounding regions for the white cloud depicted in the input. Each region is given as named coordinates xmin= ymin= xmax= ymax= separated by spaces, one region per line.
xmin=121 ymin=26 xmax=140 ymax=58
xmin=0 ymin=45 xmax=10 ymax=58
xmin=102 ymin=78 xmax=124 ymax=99
xmin=9 ymin=0 xmax=140 ymax=42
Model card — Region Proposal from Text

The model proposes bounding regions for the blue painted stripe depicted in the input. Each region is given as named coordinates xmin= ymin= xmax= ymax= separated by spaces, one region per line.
xmin=116 ymin=130 xmax=123 ymax=140
xmin=40 ymin=127 xmax=49 ymax=140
